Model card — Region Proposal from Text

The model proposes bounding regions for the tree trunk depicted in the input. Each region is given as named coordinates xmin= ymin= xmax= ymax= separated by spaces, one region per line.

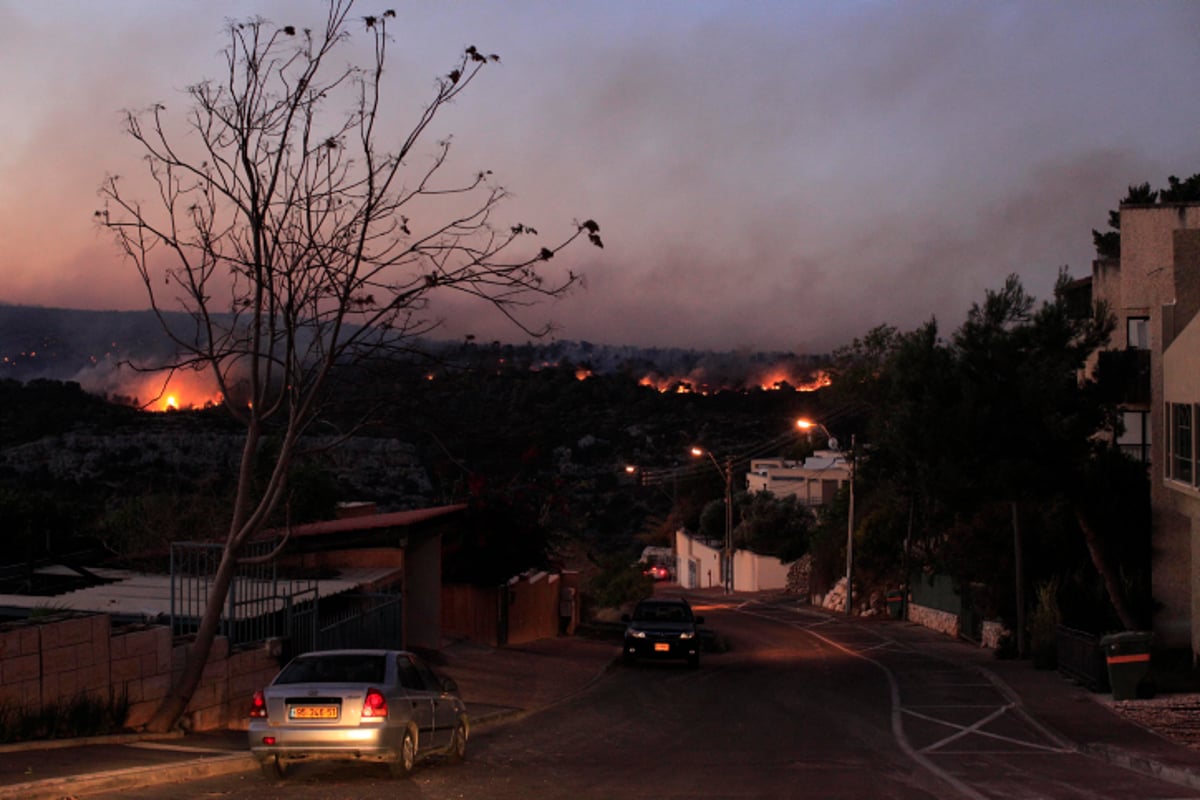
xmin=1013 ymin=501 xmax=1025 ymax=658
xmin=1076 ymin=506 xmax=1140 ymax=631
xmin=144 ymin=543 xmax=240 ymax=732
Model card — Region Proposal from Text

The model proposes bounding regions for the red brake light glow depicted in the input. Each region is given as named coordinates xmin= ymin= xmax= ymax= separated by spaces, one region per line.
xmin=362 ymin=688 xmax=388 ymax=718
xmin=249 ymin=690 xmax=267 ymax=718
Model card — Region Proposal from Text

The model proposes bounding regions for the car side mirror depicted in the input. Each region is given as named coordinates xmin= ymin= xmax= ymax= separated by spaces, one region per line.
xmin=442 ymin=677 xmax=458 ymax=693
xmin=694 ymin=616 xmax=705 ymax=625
xmin=621 ymin=614 xmax=631 ymax=623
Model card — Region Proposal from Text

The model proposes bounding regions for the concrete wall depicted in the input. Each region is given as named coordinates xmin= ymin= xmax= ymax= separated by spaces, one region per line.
xmin=674 ymin=528 xmax=794 ymax=592
xmin=0 ymin=612 xmax=279 ymax=732
xmin=405 ymin=534 xmax=443 ymax=650
xmin=732 ymin=549 xmax=793 ymax=592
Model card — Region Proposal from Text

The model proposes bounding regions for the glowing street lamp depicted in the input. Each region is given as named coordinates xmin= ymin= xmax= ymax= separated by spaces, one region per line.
xmin=690 ymin=446 xmax=734 ymax=594
xmin=796 ymin=419 xmax=856 ymax=616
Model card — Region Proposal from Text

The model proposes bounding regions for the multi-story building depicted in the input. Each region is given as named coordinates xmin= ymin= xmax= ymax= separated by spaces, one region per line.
xmin=1090 ymin=202 xmax=1200 ymax=653
xmin=745 ymin=453 xmax=851 ymax=507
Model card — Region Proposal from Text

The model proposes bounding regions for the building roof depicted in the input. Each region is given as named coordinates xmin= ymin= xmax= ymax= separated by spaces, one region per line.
xmin=0 ymin=565 xmax=400 ymax=621
xmin=256 ymin=503 xmax=468 ymax=541
xmin=0 ymin=505 xmax=469 ymax=624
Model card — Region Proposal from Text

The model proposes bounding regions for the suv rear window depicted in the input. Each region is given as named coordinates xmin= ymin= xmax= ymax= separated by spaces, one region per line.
xmin=633 ymin=602 xmax=693 ymax=622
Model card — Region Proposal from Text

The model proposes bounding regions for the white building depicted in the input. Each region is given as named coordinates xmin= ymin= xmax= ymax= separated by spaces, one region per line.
xmin=745 ymin=451 xmax=851 ymax=506
xmin=673 ymin=528 xmax=793 ymax=592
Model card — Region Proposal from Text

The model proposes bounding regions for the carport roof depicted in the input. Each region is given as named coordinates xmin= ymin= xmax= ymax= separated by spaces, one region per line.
xmin=0 ymin=565 xmax=400 ymax=621
xmin=255 ymin=503 xmax=468 ymax=541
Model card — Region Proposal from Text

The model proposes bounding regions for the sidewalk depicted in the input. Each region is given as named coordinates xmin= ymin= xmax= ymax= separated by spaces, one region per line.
xmin=0 ymin=636 xmax=617 ymax=800
xmin=859 ymin=613 xmax=1200 ymax=790
xmin=4 ymin=604 xmax=1200 ymax=797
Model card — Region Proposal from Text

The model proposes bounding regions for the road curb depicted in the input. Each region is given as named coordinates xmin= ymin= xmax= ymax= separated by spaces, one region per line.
xmin=0 ymin=729 xmax=184 ymax=754
xmin=1081 ymin=742 xmax=1200 ymax=792
xmin=1 ymin=753 xmax=258 ymax=800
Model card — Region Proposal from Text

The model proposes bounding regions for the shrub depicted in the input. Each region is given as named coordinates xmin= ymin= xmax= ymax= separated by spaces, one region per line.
xmin=1029 ymin=578 xmax=1062 ymax=669
xmin=586 ymin=559 xmax=653 ymax=613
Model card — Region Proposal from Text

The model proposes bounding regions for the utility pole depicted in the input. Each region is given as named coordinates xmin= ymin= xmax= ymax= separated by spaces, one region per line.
xmin=845 ymin=434 xmax=856 ymax=616
xmin=724 ymin=456 xmax=733 ymax=594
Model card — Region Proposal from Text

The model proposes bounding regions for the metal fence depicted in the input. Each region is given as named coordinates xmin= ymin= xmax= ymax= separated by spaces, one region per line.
xmin=316 ymin=592 xmax=404 ymax=651
xmin=1055 ymin=625 xmax=1110 ymax=691
xmin=169 ymin=540 xmax=319 ymax=650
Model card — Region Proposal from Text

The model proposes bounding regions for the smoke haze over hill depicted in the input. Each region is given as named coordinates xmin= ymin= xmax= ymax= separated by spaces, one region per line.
xmin=3 ymin=3 xmax=1200 ymax=352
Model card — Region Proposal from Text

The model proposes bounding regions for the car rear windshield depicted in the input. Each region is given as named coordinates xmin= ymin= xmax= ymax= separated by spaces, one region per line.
xmin=275 ymin=654 xmax=387 ymax=685
xmin=633 ymin=603 xmax=693 ymax=622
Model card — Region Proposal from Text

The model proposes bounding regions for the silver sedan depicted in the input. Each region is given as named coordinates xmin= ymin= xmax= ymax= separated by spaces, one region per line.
xmin=248 ymin=648 xmax=469 ymax=779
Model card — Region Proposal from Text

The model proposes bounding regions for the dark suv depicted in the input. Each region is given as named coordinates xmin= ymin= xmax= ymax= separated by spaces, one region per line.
xmin=622 ymin=597 xmax=703 ymax=668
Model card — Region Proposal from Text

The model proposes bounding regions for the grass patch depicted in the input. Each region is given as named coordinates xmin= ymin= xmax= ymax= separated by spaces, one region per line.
xmin=0 ymin=691 xmax=130 ymax=744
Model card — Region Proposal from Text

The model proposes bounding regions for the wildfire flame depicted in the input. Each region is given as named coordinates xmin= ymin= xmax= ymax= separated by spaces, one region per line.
xmin=639 ymin=368 xmax=831 ymax=395
xmin=131 ymin=372 xmax=224 ymax=412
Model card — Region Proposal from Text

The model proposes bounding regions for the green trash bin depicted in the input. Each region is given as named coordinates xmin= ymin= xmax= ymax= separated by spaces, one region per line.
xmin=1099 ymin=631 xmax=1153 ymax=700
xmin=886 ymin=592 xmax=904 ymax=619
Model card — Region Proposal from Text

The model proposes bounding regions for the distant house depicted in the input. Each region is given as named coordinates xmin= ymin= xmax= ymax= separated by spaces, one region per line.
xmin=745 ymin=452 xmax=851 ymax=507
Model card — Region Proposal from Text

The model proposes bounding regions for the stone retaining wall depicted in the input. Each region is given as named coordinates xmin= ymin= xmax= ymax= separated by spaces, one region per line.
xmin=0 ymin=612 xmax=279 ymax=731
xmin=907 ymin=603 xmax=960 ymax=638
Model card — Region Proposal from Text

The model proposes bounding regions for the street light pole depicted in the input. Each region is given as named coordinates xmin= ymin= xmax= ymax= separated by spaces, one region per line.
xmin=691 ymin=447 xmax=734 ymax=594
xmin=796 ymin=419 xmax=856 ymax=615
xmin=845 ymin=434 xmax=856 ymax=617
xmin=723 ymin=456 xmax=733 ymax=594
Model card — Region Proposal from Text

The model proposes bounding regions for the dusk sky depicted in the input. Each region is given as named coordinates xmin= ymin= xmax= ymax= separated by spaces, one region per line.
xmin=3 ymin=1 xmax=1200 ymax=354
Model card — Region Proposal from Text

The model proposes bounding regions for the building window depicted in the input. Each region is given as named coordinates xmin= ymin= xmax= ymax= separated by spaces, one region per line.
xmin=1168 ymin=403 xmax=1195 ymax=485
xmin=1127 ymin=317 xmax=1150 ymax=350
xmin=1118 ymin=410 xmax=1150 ymax=464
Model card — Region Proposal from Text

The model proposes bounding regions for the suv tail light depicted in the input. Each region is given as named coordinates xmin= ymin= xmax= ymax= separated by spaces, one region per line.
xmin=362 ymin=688 xmax=388 ymax=719
xmin=249 ymin=690 xmax=268 ymax=718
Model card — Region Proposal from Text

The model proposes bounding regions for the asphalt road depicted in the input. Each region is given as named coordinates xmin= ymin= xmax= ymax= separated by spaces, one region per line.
xmin=87 ymin=595 xmax=1200 ymax=799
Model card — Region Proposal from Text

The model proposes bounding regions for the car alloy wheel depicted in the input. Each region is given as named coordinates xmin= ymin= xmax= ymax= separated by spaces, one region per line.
xmin=390 ymin=729 xmax=416 ymax=778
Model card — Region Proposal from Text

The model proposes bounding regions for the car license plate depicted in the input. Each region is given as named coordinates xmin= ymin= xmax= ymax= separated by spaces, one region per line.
xmin=290 ymin=705 xmax=339 ymax=720
xmin=654 ymin=642 xmax=670 ymax=652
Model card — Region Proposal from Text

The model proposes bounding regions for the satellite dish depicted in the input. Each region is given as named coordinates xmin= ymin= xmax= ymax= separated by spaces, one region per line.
xmin=827 ymin=437 xmax=839 ymax=451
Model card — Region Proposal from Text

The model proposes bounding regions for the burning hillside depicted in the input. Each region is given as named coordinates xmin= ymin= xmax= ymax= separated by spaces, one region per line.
xmin=636 ymin=367 xmax=831 ymax=395
xmin=71 ymin=361 xmax=225 ymax=412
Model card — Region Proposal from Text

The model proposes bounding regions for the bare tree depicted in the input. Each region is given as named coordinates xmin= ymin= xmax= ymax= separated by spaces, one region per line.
xmin=97 ymin=0 xmax=601 ymax=732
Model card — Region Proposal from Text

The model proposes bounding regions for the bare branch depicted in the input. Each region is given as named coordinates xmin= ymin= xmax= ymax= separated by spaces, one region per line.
xmin=97 ymin=0 xmax=598 ymax=732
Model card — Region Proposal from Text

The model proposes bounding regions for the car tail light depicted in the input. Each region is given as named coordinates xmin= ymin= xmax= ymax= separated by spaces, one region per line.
xmin=249 ymin=690 xmax=268 ymax=718
xmin=362 ymin=688 xmax=388 ymax=719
